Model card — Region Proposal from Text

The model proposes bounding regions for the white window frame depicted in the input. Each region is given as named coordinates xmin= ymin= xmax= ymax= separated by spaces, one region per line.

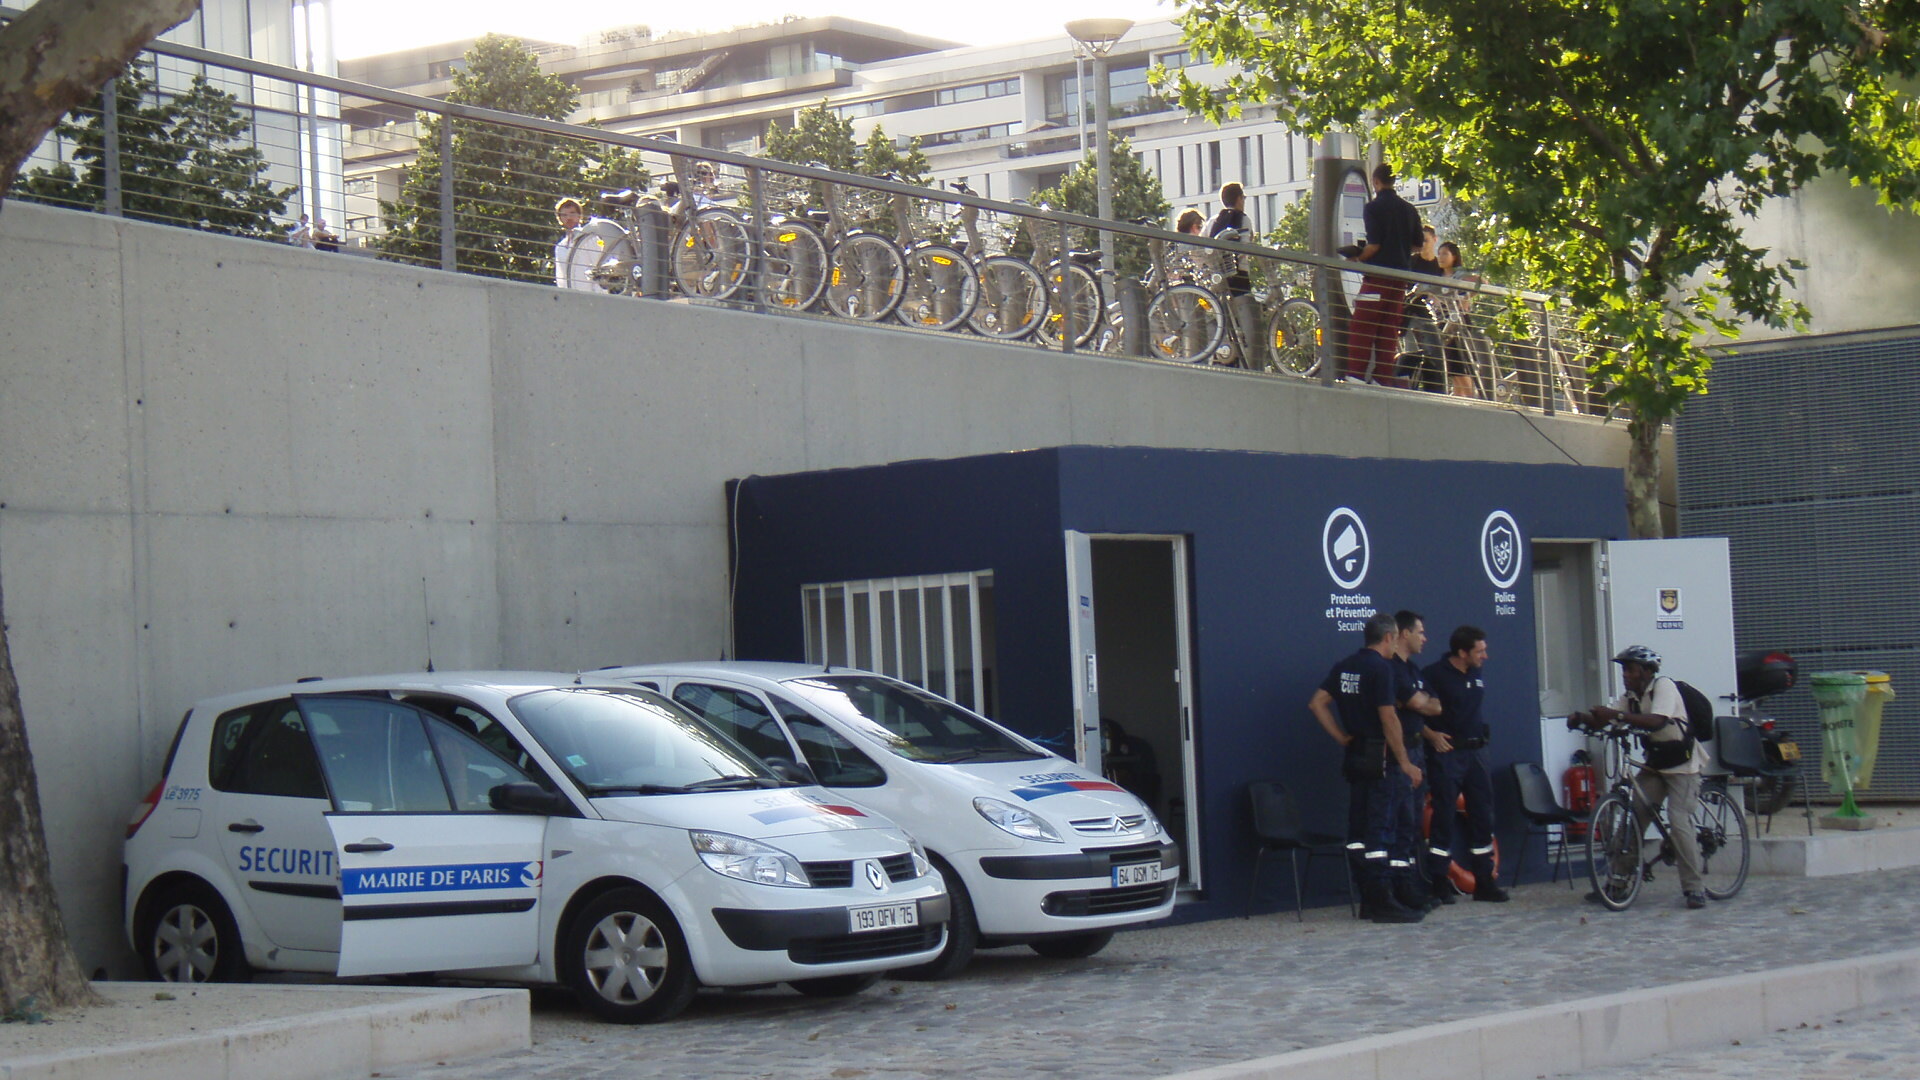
xmin=802 ymin=571 xmax=994 ymax=714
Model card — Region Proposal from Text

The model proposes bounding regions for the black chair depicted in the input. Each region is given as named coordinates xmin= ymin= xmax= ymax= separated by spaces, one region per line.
xmin=1715 ymin=715 xmax=1814 ymax=835
xmin=1246 ymin=780 xmax=1355 ymax=920
xmin=1508 ymin=762 xmax=1580 ymax=888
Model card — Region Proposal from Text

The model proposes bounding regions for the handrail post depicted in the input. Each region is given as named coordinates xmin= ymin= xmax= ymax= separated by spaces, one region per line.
xmin=438 ymin=116 xmax=455 ymax=272
xmin=102 ymin=76 xmax=122 ymax=217
xmin=747 ymin=163 xmax=766 ymax=314
xmin=1057 ymin=209 xmax=1074 ymax=355
xmin=1539 ymin=299 xmax=1559 ymax=416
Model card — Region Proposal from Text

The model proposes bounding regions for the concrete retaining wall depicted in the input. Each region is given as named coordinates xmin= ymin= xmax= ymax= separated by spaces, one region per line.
xmin=0 ymin=200 xmax=1633 ymax=973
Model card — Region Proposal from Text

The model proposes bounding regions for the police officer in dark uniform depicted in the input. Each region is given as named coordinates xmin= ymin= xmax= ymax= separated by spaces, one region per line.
xmin=1422 ymin=625 xmax=1510 ymax=902
xmin=1309 ymin=611 xmax=1426 ymax=923
xmin=1390 ymin=610 xmax=1444 ymax=912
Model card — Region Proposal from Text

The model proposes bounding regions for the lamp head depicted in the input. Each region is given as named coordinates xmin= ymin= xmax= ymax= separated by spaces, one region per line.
xmin=1065 ymin=17 xmax=1135 ymax=55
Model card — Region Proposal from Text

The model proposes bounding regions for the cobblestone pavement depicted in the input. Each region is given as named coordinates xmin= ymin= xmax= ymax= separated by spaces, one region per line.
xmin=1555 ymin=1001 xmax=1920 ymax=1079
xmin=379 ymin=866 xmax=1920 ymax=1080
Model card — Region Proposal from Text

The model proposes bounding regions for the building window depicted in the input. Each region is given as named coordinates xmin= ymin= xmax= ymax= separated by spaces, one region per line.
xmin=1257 ymin=134 xmax=1267 ymax=185
xmin=344 ymin=175 xmax=375 ymax=195
xmin=936 ymin=77 xmax=1018 ymax=106
xmin=1176 ymin=146 xmax=1186 ymax=196
xmin=1207 ymin=141 xmax=1222 ymax=192
xmin=1043 ymin=62 xmax=1165 ymax=124
xmin=804 ymin=571 xmax=999 ymax=717
xmin=426 ymin=59 xmax=465 ymax=80
xmin=1158 ymin=49 xmax=1191 ymax=68
xmin=345 ymin=215 xmax=375 ymax=232
xmin=1238 ymin=138 xmax=1250 ymax=185
xmin=832 ymin=100 xmax=884 ymax=120
xmin=1286 ymin=133 xmax=1297 ymax=183
xmin=918 ymin=122 xmax=1016 ymax=148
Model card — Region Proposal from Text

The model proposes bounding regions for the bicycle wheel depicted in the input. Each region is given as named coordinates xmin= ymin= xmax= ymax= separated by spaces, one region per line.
xmin=566 ymin=221 xmax=635 ymax=295
xmin=1144 ymin=284 xmax=1226 ymax=363
xmin=825 ymin=232 xmax=906 ymax=321
xmin=1693 ymin=785 xmax=1750 ymax=900
xmin=896 ymin=244 xmax=979 ymax=331
xmin=672 ymin=209 xmax=750 ymax=301
xmin=757 ymin=219 xmax=828 ymax=311
xmin=967 ymin=255 xmax=1046 ymax=340
xmin=1037 ymin=261 xmax=1102 ymax=349
xmin=1264 ymin=297 xmax=1323 ymax=377
xmin=1584 ymin=794 xmax=1643 ymax=911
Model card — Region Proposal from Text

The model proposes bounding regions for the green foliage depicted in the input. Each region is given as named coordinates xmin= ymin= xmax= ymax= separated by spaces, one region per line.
xmin=1169 ymin=0 xmax=1920 ymax=532
xmin=763 ymin=101 xmax=859 ymax=172
xmin=377 ymin=34 xmax=648 ymax=283
xmin=13 ymin=65 xmax=292 ymax=236
xmin=858 ymin=126 xmax=929 ymax=186
xmin=1028 ymin=134 xmax=1171 ymax=278
xmin=1265 ymin=193 xmax=1310 ymax=252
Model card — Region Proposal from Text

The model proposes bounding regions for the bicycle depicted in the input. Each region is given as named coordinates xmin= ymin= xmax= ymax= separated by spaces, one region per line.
xmin=949 ymin=182 xmax=1048 ymax=341
xmin=1579 ymin=723 xmax=1749 ymax=911
xmin=1122 ymin=228 xmax=1323 ymax=372
xmin=820 ymin=178 xmax=908 ymax=321
xmin=887 ymin=180 xmax=979 ymax=332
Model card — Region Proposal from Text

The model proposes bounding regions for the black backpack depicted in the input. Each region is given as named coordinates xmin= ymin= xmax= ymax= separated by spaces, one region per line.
xmin=1671 ymin=679 xmax=1716 ymax=743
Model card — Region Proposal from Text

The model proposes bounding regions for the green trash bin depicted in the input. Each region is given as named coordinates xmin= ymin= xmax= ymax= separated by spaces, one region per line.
xmin=1810 ymin=671 xmax=1867 ymax=817
xmin=1852 ymin=671 xmax=1895 ymax=788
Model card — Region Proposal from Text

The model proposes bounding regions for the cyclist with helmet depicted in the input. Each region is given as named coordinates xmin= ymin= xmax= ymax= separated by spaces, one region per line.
xmin=1569 ymin=645 xmax=1708 ymax=910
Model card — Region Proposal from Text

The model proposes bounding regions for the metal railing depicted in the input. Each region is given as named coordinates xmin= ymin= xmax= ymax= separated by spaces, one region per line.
xmin=5 ymin=21 xmax=1615 ymax=416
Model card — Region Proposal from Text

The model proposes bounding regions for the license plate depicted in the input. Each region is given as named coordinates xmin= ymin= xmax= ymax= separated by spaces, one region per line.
xmin=1112 ymin=861 xmax=1161 ymax=888
xmin=848 ymin=902 xmax=918 ymax=934
xmin=1776 ymin=740 xmax=1802 ymax=762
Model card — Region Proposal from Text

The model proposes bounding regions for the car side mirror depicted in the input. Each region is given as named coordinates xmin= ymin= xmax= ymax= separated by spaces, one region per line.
xmin=489 ymin=781 xmax=574 ymax=816
xmin=765 ymin=758 xmax=817 ymax=785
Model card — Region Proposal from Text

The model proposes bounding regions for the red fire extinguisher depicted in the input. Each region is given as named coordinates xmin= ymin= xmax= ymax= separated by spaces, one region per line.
xmin=1563 ymin=750 xmax=1597 ymax=840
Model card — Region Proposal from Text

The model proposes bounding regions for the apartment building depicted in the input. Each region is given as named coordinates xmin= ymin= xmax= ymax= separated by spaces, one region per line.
xmin=336 ymin=17 xmax=1339 ymax=243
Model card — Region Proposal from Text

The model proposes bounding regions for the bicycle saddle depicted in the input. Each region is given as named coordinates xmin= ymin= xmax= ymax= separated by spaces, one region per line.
xmin=1068 ymin=250 xmax=1103 ymax=265
xmin=600 ymin=189 xmax=641 ymax=206
xmin=802 ymin=208 xmax=831 ymax=226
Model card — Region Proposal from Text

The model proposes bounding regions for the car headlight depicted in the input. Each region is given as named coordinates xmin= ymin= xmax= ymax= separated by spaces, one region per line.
xmin=690 ymin=831 xmax=811 ymax=887
xmin=973 ymin=797 xmax=1063 ymax=843
xmin=1139 ymin=803 xmax=1167 ymax=838
xmin=908 ymin=838 xmax=932 ymax=878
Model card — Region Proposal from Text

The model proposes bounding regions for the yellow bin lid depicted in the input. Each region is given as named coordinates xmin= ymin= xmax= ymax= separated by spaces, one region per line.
xmin=1852 ymin=670 xmax=1891 ymax=684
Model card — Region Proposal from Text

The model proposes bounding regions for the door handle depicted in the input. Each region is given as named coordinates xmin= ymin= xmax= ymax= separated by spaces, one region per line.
xmin=226 ymin=821 xmax=264 ymax=834
xmin=342 ymin=840 xmax=394 ymax=853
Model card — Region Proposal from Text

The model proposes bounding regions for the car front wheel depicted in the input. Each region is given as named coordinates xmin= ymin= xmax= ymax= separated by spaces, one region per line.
xmin=560 ymin=887 xmax=696 ymax=1023
xmin=890 ymin=856 xmax=976 ymax=981
xmin=1028 ymin=930 xmax=1114 ymax=960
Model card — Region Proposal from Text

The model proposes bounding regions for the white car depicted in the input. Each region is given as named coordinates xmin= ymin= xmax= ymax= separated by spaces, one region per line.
xmin=122 ymin=672 xmax=948 ymax=1022
xmin=596 ymin=663 xmax=1179 ymax=977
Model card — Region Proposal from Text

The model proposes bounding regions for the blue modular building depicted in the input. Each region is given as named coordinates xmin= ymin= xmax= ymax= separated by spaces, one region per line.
xmin=726 ymin=445 xmax=1628 ymax=919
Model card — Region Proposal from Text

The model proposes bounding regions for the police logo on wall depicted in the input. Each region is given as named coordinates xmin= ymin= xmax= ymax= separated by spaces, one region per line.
xmin=1479 ymin=510 xmax=1522 ymax=589
xmin=1322 ymin=507 xmax=1370 ymax=590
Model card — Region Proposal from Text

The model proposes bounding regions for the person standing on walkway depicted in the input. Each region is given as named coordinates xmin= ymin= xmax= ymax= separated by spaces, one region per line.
xmin=1342 ymin=164 xmax=1421 ymax=386
xmin=1569 ymin=645 xmax=1707 ymax=909
xmin=1390 ymin=610 xmax=1444 ymax=912
xmin=553 ymin=197 xmax=596 ymax=291
xmin=1423 ymin=626 xmax=1509 ymax=903
xmin=1309 ymin=611 xmax=1426 ymax=923
xmin=1207 ymin=182 xmax=1253 ymax=298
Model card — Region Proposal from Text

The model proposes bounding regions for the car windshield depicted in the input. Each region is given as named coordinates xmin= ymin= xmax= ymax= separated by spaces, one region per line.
xmin=781 ymin=675 xmax=1045 ymax=764
xmin=508 ymin=686 xmax=784 ymax=795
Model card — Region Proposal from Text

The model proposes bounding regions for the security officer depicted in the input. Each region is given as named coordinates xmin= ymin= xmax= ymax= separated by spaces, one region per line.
xmin=1309 ymin=611 xmax=1425 ymax=923
xmin=1391 ymin=610 xmax=1444 ymax=912
xmin=1423 ymin=626 xmax=1509 ymax=902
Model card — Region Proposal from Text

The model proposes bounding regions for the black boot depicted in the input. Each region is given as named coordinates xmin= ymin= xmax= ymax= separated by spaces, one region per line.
xmin=1392 ymin=872 xmax=1433 ymax=914
xmin=1429 ymin=875 xmax=1460 ymax=905
xmin=1470 ymin=856 xmax=1509 ymax=902
xmin=1365 ymin=880 xmax=1424 ymax=924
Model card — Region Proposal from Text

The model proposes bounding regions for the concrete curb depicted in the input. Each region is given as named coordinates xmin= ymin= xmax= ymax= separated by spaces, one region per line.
xmin=1154 ymin=945 xmax=1920 ymax=1080
xmin=0 ymin=984 xmax=529 ymax=1080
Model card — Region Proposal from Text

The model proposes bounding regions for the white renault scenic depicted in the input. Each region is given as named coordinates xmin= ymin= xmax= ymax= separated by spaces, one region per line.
xmin=123 ymin=673 xmax=947 ymax=1022
xmin=597 ymin=663 xmax=1179 ymax=978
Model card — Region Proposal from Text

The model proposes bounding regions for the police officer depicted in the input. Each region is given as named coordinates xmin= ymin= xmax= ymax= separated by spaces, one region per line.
xmin=1423 ymin=626 xmax=1509 ymax=902
xmin=1391 ymin=610 xmax=1444 ymax=912
xmin=1309 ymin=611 xmax=1425 ymax=923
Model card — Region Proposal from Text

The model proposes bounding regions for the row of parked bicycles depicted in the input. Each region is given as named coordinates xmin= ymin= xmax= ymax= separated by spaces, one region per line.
xmin=561 ymin=162 xmax=1529 ymax=402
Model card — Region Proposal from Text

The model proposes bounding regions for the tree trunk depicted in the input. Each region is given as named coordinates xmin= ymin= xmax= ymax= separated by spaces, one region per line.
xmin=1624 ymin=416 xmax=1665 ymax=539
xmin=0 ymin=0 xmax=199 ymax=196
xmin=1 ymin=0 xmax=201 ymax=1014
xmin=0 ymin=573 xmax=99 ymax=1012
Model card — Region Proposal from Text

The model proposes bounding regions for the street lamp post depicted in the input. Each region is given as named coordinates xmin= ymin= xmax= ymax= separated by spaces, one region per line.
xmin=1065 ymin=18 xmax=1133 ymax=282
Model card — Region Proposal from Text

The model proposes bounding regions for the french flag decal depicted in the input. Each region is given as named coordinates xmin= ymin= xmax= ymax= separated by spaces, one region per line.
xmin=750 ymin=802 xmax=868 ymax=825
xmin=1010 ymin=779 xmax=1126 ymax=801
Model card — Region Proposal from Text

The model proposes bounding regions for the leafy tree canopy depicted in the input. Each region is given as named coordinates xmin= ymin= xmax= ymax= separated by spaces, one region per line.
xmin=14 ymin=65 xmax=292 ymax=237
xmin=1029 ymin=133 xmax=1171 ymax=277
xmin=1169 ymin=0 xmax=1920 ymax=535
xmin=378 ymin=34 xmax=647 ymax=282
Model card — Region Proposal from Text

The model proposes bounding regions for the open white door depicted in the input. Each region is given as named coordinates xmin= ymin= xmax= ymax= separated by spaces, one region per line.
xmin=1064 ymin=530 xmax=1101 ymax=772
xmin=1602 ymin=538 xmax=1738 ymax=760
xmin=328 ymin=814 xmax=546 ymax=976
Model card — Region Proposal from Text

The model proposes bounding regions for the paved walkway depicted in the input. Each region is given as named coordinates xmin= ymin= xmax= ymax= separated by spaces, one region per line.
xmin=378 ymin=866 xmax=1920 ymax=1080
xmin=1555 ymin=1000 xmax=1920 ymax=1079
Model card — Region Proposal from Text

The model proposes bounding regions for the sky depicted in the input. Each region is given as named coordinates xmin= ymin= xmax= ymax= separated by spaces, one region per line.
xmin=332 ymin=0 xmax=1181 ymax=60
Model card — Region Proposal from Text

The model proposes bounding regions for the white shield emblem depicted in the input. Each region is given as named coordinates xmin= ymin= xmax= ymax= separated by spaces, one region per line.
xmin=1489 ymin=524 xmax=1515 ymax=578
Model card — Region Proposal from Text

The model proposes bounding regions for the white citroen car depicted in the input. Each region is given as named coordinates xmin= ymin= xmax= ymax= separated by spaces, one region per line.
xmin=596 ymin=663 xmax=1179 ymax=977
xmin=122 ymin=673 xmax=947 ymax=1022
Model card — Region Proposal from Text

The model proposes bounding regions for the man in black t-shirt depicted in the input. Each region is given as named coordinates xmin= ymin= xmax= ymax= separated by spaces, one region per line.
xmin=1390 ymin=610 xmax=1445 ymax=912
xmin=1423 ymin=626 xmax=1509 ymax=902
xmin=1207 ymin=182 xmax=1253 ymax=298
xmin=1309 ymin=611 xmax=1426 ymax=923
xmin=1342 ymin=164 xmax=1422 ymax=386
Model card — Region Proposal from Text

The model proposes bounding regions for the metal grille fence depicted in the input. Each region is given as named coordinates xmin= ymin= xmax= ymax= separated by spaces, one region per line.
xmin=7 ymin=23 xmax=1613 ymax=416
xmin=1677 ymin=327 xmax=1920 ymax=799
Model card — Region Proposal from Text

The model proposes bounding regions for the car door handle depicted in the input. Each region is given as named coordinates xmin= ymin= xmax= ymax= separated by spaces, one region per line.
xmin=226 ymin=821 xmax=265 ymax=834
xmin=342 ymin=841 xmax=394 ymax=853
